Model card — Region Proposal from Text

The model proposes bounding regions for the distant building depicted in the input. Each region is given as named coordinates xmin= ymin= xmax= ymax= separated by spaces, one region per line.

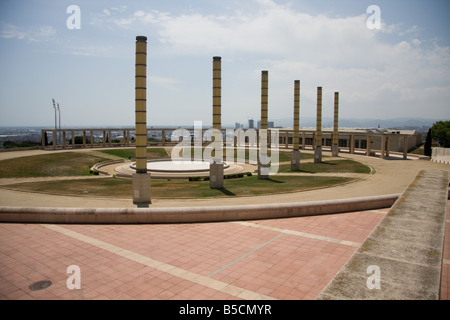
xmin=248 ymin=119 xmax=254 ymax=129
xmin=278 ymin=127 xmax=423 ymax=153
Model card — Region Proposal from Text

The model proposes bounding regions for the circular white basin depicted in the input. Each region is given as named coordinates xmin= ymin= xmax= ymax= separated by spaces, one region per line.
xmin=130 ymin=160 xmax=229 ymax=173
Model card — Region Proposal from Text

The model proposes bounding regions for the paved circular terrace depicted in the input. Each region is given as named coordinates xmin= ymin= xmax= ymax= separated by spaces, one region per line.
xmin=0 ymin=148 xmax=449 ymax=301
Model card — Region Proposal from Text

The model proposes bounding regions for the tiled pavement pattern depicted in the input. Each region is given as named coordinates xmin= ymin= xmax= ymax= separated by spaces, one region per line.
xmin=0 ymin=203 xmax=448 ymax=300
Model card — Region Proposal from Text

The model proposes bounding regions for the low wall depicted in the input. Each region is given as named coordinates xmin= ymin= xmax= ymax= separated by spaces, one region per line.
xmin=432 ymin=147 xmax=450 ymax=165
xmin=317 ymin=169 xmax=449 ymax=300
xmin=0 ymin=194 xmax=399 ymax=224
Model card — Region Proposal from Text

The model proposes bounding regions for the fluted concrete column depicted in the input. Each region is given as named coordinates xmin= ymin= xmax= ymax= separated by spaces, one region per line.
xmin=332 ymin=92 xmax=339 ymax=156
xmin=314 ymin=87 xmax=322 ymax=163
xmin=62 ymin=131 xmax=66 ymax=148
xmin=133 ymin=35 xmax=151 ymax=206
xmin=291 ymin=80 xmax=301 ymax=171
xmin=210 ymin=56 xmax=224 ymax=189
xmin=302 ymin=131 xmax=306 ymax=150
xmin=403 ymin=136 xmax=408 ymax=160
xmin=349 ymin=134 xmax=355 ymax=154
xmin=381 ymin=135 xmax=386 ymax=159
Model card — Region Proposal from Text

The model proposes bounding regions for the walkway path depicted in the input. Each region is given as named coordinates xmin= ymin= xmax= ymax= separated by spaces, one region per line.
xmin=0 ymin=148 xmax=448 ymax=208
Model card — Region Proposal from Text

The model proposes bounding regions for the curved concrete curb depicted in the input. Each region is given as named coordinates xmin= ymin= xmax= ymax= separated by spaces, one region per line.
xmin=0 ymin=194 xmax=399 ymax=224
xmin=91 ymin=159 xmax=125 ymax=175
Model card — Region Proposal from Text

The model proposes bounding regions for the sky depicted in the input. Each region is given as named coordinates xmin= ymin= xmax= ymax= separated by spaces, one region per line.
xmin=0 ymin=0 xmax=449 ymax=128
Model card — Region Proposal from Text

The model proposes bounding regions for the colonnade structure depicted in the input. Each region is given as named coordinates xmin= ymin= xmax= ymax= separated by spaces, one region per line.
xmin=40 ymin=127 xmax=423 ymax=161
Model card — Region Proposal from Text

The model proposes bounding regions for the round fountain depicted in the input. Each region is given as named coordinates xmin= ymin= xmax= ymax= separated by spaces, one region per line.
xmin=114 ymin=159 xmax=245 ymax=179
xmin=130 ymin=159 xmax=230 ymax=174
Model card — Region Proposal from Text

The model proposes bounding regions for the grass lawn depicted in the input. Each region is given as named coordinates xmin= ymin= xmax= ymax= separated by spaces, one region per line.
xmin=6 ymin=175 xmax=354 ymax=199
xmin=100 ymin=148 xmax=169 ymax=159
xmin=278 ymin=159 xmax=372 ymax=174
xmin=0 ymin=152 xmax=109 ymax=178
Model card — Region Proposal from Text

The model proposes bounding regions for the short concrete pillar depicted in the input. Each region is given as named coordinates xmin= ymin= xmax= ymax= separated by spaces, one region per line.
xmin=403 ymin=136 xmax=408 ymax=160
xmin=132 ymin=173 xmax=151 ymax=207
xmin=41 ymin=130 xmax=46 ymax=148
xmin=385 ymin=136 xmax=390 ymax=157
xmin=381 ymin=135 xmax=386 ymax=159
xmin=349 ymin=134 xmax=355 ymax=154
xmin=366 ymin=135 xmax=371 ymax=156
xmin=302 ymin=132 xmax=306 ymax=150
xmin=258 ymin=161 xmax=270 ymax=179
xmin=291 ymin=149 xmax=301 ymax=171
xmin=52 ymin=131 xmax=57 ymax=149
xmin=210 ymin=161 xmax=224 ymax=189
xmin=285 ymin=131 xmax=289 ymax=149
xmin=108 ymin=130 xmax=112 ymax=147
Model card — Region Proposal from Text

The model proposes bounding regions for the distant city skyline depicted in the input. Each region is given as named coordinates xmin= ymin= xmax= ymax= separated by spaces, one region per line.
xmin=1 ymin=0 xmax=449 ymax=128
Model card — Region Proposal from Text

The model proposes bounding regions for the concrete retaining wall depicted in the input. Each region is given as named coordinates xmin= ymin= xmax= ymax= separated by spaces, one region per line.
xmin=432 ymin=147 xmax=450 ymax=165
xmin=0 ymin=194 xmax=399 ymax=224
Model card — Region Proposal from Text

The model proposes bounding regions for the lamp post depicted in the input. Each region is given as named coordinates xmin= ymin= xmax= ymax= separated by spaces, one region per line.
xmin=57 ymin=103 xmax=61 ymax=144
xmin=52 ymin=99 xmax=57 ymax=147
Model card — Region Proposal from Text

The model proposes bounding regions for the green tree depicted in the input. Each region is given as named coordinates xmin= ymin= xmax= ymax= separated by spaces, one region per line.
xmin=424 ymin=128 xmax=432 ymax=157
xmin=431 ymin=121 xmax=450 ymax=148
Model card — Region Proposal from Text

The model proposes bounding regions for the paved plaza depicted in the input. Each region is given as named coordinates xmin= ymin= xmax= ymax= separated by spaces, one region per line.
xmin=0 ymin=148 xmax=449 ymax=301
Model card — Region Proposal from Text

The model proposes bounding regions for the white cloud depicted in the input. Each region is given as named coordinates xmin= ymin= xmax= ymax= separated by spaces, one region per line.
xmin=0 ymin=23 xmax=56 ymax=41
xmin=89 ymin=0 xmax=450 ymax=121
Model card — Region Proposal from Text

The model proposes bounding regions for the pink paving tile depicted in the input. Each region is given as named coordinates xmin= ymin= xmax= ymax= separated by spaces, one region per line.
xmin=1 ymin=201 xmax=446 ymax=301
xmin=253 ymin=209 xmax=386 ymax=244
xmin=210 ymin=234 xmax=357 ymax=300
xmin=64 ymin=222 xmax=280 ymax=277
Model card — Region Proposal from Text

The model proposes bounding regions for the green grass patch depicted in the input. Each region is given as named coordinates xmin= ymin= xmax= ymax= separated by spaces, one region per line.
xmin=168 ymin=147 xmax=315 ymax=163
xmin=0 ymin=152 xmax=109 ymax=178
xmin=278 ymin=159 xmax=371 ymax=174
xmin=100 ymin=148 xmax=169 ymax=159
xmin=7 ymin=175 xmax=354 ymax=199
